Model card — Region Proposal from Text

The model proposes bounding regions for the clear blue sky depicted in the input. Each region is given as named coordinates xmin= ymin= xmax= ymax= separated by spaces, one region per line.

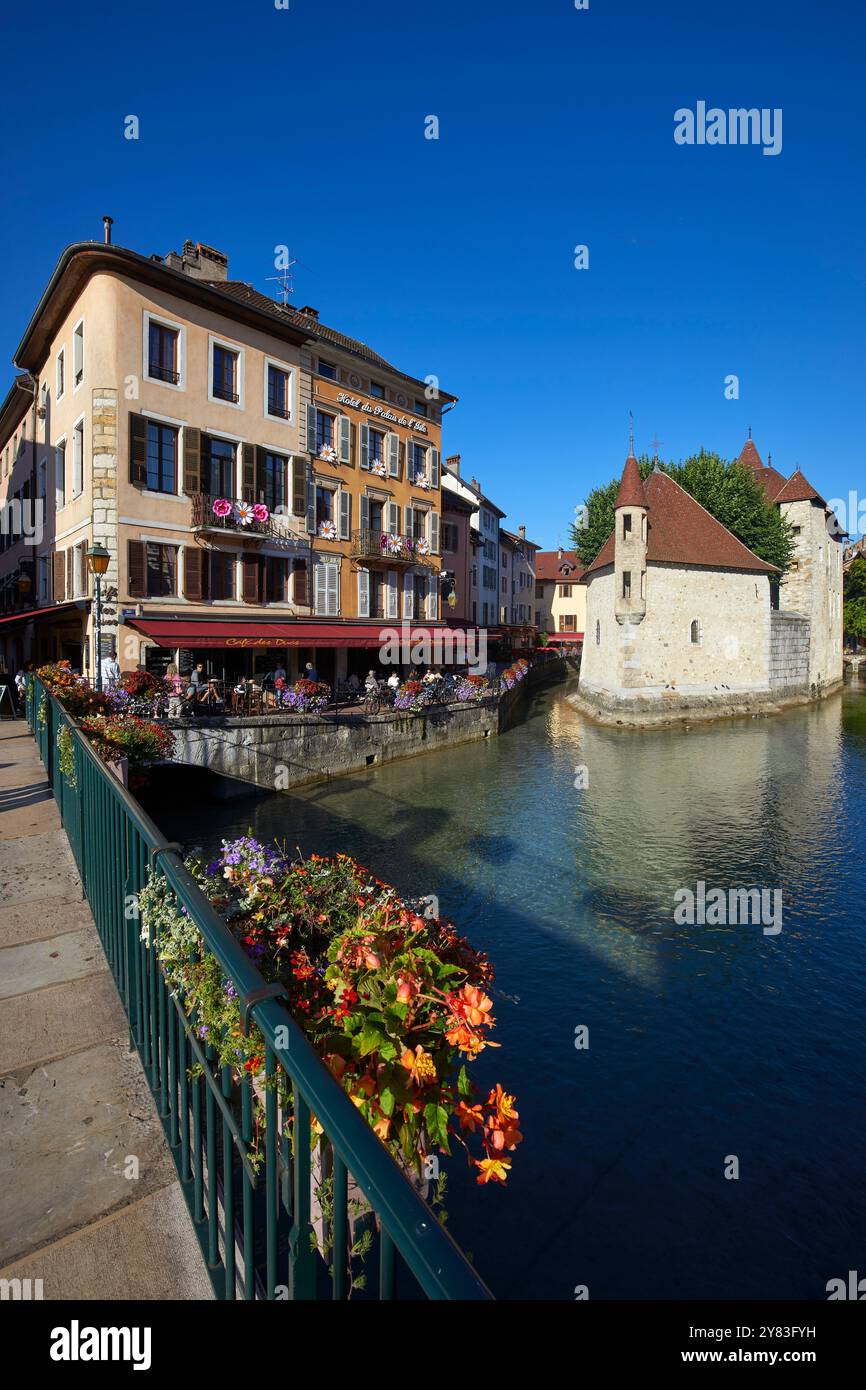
xmin=1 ymin=0 xmax=864 ymax=547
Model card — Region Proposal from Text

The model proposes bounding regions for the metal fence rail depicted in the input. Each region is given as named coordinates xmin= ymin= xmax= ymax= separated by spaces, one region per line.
xmin=25 ymin=677 xmax=492 ymax=1301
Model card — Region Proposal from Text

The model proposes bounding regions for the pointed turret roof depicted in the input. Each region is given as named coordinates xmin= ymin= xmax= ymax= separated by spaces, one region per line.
xmin=736 ymin=435 xmax=788 ymax=501
xmin=615 ymin=452 xmax=648 ymax=509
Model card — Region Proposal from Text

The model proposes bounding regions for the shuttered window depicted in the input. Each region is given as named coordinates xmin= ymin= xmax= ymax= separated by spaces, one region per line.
xmin=202 ymin=436 xmax=235 ymax=497
xmin=292 ymin=458 xmax=307 ymax=517
xmin=314 ymin=561 xmax=339 ymax=616
xmin=146 ymin=421 xmax=178 ymax=493
xmin=292 ymin=559 xmax=308 ymax=606
xmin=260 ymin=452 xmax=287 ymax=511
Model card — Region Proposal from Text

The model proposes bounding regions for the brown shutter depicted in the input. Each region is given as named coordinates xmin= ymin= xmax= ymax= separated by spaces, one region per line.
xmin=292 ymin=559 xmax=308 ymax=606
xmin=53 ymin=552 xmax=65 ymax=602
xmin=128 ymin=540 xmax=146 ymax=597
xmin=66 ymin=548 xmax=74 ymax=599
xmin=241 ymin=443 xmax=256 ymax=502
xmin=130 ymin=413 xmax=148 ymax=485
xmin=292 ymin=458 xmax=306 ymax=516
xmin=183 ymin=427 xmax=201 ymax=495
xmin=242 ymin=555 xmax=260 ymax=603
xmin=184 ymin=546 xmax=203 ymax=600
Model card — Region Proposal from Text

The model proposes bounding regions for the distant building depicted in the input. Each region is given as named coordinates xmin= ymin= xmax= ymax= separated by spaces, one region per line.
xmin=499 ymin=527 xmax=540 ymax=629
xmin=534 ymin=549 xmax=586 ymax=644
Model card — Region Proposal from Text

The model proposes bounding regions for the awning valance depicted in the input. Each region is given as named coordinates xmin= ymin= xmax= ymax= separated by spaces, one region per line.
xmin=127 ymin=618 xmax=461 ymax=651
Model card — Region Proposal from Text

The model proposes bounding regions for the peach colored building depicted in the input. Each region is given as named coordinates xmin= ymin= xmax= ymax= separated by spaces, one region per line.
xmin=0 ymin=227 xmax=456 ymax=688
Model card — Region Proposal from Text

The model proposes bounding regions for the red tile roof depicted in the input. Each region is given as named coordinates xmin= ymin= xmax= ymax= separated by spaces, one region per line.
xmin=535 ymin=550 xmax=585 ymax=582
xmin=735 ymin=438 xmax=788 ymax=501
xmin=773 ymin=468 xmax=823 ymax=505
xmin=584 ymin=469 xmax=778 ymax=576
xmin=615 ymin=453 xmax=648 ymax=508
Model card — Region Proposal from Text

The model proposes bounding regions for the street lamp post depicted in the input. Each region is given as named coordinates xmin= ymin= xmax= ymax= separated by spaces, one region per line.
xmin=87 ymin=544 xmax=110 ymax=691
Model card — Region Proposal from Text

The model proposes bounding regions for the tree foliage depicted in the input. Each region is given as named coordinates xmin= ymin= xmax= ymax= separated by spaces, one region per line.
xmin=571 ymin=450 xmax=794 ymax=575
xmin=843 ymin=556 xmax=866 ymax=642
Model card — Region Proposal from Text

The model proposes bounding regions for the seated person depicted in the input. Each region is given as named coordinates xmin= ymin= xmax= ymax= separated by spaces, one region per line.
xmin=345 ymin=672 xmax=361 ymax=694
xmin=199 ymin=679 xmax=224 ymax=709
xmin=364 ymin=670 xmax=380 ymax=696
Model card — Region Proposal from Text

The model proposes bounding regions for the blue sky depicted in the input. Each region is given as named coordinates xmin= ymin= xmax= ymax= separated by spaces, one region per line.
xmin=1 ymin=0 xmax=864 ymax=547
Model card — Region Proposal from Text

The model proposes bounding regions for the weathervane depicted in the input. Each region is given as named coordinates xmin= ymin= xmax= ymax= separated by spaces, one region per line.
xmin=629 ymin=410 xmax=635 ymax=455
xmin=650 ymin=433 xmax=664 ymax=457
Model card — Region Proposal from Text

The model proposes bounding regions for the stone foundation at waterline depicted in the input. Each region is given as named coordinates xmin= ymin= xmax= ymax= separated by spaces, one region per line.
xmin=166 ymin=666 xmax=561 ymax=793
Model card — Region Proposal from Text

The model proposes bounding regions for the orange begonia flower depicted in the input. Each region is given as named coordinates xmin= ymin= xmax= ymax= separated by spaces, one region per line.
xmin=401 ymin=1045 xmax=438 ymax=1087
xmin=475 ymin=1157 xmax=511 ymax=1185
xmin=456 ymin=1100 xmax=485 ymax=1133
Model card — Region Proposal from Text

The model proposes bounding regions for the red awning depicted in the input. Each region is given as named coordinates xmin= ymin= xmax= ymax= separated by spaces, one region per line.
xmin=0 ymin=601 xmax=85 ymax=628
xmin=128 ymin=618 xmax=463 ymax=650
xmin=546 ymin=632 xmax=583 ymax=644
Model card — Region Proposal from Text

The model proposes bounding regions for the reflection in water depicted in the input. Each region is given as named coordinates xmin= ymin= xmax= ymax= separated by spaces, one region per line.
xmin=159 ymin=678 xmax=866 ymax=1300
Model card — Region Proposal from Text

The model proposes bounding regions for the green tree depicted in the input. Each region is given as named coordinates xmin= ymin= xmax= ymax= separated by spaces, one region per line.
xmin=571 ymin=450 xmax=794 ymax=575
xmin=843 ymin=555 xmax=866 ymax=644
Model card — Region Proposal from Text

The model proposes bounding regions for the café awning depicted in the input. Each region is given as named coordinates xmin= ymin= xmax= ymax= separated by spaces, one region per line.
xmin=127 ymin=617 xmax=458 ymax=650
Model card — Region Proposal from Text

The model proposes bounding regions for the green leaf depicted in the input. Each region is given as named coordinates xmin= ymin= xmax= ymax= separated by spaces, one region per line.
xmin=457 ymin=1065 xmax=472 ymax=1099
xmin=356 ymin=1025 xmax=385 ymax=1056
xmin=379 ymin=1086 xmax=395 ymax=1117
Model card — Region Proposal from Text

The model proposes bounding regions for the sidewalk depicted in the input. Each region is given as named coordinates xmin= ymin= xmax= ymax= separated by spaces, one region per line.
xmin=0 ymin=719 xmax=213 ymax=1300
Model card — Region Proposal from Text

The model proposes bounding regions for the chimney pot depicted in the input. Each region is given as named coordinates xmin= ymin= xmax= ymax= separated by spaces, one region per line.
xmin=300 ymin=304 xmax=319 ymax=320
xmin=446 ymin=453 xmax=461 ymax=475
xmin=518 ymin=525 xmax=526 ymax=540
xmin=102 ymin=215 xmax=114 ymax=245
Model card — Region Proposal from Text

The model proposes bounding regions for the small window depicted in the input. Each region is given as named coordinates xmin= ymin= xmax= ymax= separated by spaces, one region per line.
xmin=315 ymin=484 xmax=334 ymax=526
xmin=792 ymin=525 xmax=802 ymax=536
xmin=208 ymin=551 xmax=236 ymax=601
xmin=622 ymin=571 xmax=631 ymax=599
xmin=595 ymin=620 xmax=601 ymax=645
xmin=368 ymin=428 xmax=384 ymax=465
xmin=261 ymin=452 xmax=287 ymax=511
xmin=73 ymin=321 xmax=84 ymax=387
xmin=146 ymin=542 xmax=178 ymax=597
xmin=561 ymin=583 xmax=572 ymax=597
xmin=72 ymin=419 xmax=84 ymax=496
xmin=623 ymin=513 xmax=632 ymax=537
xmin=148 ymin=321 xmax=180 ymax=384
xmin=690 ymin=619 xmax=702 ymax=644
xmin=414 ymin=399 xmax=428 ymax=417
xmin=56 ymin=349 xmax=65 ymax=400
xmin=316 ymin=411 xmax=335 ymax=452
xmin=318 ymin=359 xmax=338 ymax=381
xmin=369 ymin=380 xmax=385 ymax=399
xmin=212 ymin=345 xmax=239 ymax=403
xmin=55 ymin=438 xmax=66 ymax=509
xmin=202 ymin=435 xmax=236 ymax=497
xmin=267 ymin=363 xmax=291 ymax=419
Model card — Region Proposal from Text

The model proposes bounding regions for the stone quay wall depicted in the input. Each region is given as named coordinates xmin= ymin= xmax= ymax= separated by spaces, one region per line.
xmin=166 ymin=659 xmax=565 ymax=793
xmin=768 ymin=610 xmax=811 ymax=693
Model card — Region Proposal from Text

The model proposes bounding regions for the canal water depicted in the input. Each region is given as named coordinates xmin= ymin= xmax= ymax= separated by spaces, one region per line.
xmin=157 ymin=677 xmax=866 ymax=1300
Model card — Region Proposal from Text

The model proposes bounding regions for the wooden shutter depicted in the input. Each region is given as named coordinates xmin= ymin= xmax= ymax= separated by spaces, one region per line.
xmin=402 ymin=570 xmax=415 ymax=619
xmin=360 ymin=494 xmax=370 ymax=532
xmin=305 ymin=464 xmax=316 ymax=534
xmin=359 ymin=423 xmax=370 ymax=470
xmin=387 ymin=501 xmax=399 ymax=535
xmin=430 ymin=511 xmax=440 ymax=554
xmin=427 ymin=582 xmax=438 ymax=620
xmin=386 ymin=570 xmax=398 ymax=619
xmin=314 ymin=562 xmax=328 ymax=615
xmin=338 ymin=415 xmax=352 ymax=466
xmin=292 ymin=458 xmax=307 ymax=516
xmin=242 ymin=556 xmax=261 ymax=604
xmin=184 ymin=546 xmax=203 ymax=600
xmin=338 ymin=490 xmax=351 ymax=540
xmin=430 ymin=448 xmax=440 ymax=488
xmin=357 ymin=567 xmax=370 ymax=618
xmin=405 ymin=504 xmax=414 ymax=540
xmin=241 ymin=443 xmax=256 ymax=502
xmin=292 ymin=560 xmax=308 ymax=606
xmin=128 ymin=540 xmax=146 ymax=598
xmin=326 ymin=563 xmax=339 ymax=616
xmin=53 ymin=552 xmax=65 ymax=602
xmin=66 ymin=548 xmax=74 ymax=599
xmin=387 ymin=432 xmax=400 ymax=478
xmin=130 ymin=413 xmax=148 ymax=486
xmin=183 ymin=426 xmax=201 ymax=495
xmin=307 ymin=402 xmax=317 ymax=454
xmin=254 ymin=446 xmax=269 ymax=502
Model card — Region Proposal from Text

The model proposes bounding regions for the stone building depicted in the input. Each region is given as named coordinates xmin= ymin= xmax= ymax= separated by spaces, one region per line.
xmin=575 ymin=438 xmax=845 ymax=724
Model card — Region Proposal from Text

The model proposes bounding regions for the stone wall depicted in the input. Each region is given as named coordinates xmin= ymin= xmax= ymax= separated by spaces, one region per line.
xmin=166 ymin=659 xmax=566 ymax=792
xmin=768 ymin=610 xmax=810 ymax=692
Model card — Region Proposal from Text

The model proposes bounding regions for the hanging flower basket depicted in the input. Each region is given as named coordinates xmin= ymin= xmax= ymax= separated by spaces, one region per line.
xmin=318 ymin=520 xmax=338 ymax=541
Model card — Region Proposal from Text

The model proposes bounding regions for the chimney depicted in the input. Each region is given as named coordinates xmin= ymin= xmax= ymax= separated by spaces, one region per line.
xmin=165 ymin=240 xmax=229 ymax=282
xmin=446 ymin=453 xmax=461 ymax=475
xmin=299 ymin=304 xmax=319 ymax=321
xmin=102 ymin=215 xmax=114 ymax=245
xmin=470 ymin=477 xmax=479 ymax=491
xmin=557 ymin=546 xmax=563 ymax=559
xmin=518 ymin=525 xmax=526 ymax=541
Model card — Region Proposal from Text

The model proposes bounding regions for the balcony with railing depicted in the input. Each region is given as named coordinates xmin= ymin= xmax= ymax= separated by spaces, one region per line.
xmin=351 ymin=529 xmax=435 ymax=568
xmin=191 ymin=493 xmax=305 ymax=544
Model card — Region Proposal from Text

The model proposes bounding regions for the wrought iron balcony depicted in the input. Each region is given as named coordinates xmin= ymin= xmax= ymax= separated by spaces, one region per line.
xmin=148 ymin=361 xmax=180 ymax=384
xmin=191 ymin=493 xmax=305 ymax=544
xmin=350 ymin=528 xmax=435 ymax=567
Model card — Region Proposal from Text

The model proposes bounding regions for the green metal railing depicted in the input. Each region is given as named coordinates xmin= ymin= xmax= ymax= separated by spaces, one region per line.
xmin=26 ymin=677 xmax=492 ymax=1301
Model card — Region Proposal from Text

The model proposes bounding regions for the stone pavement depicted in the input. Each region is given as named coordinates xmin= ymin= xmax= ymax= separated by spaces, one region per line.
xmin=0 ymin=719 xmax=213 ymax=1300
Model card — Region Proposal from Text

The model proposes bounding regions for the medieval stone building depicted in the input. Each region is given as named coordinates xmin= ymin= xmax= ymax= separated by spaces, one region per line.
xmin=575 ymin=437 xmax=844 ymax=724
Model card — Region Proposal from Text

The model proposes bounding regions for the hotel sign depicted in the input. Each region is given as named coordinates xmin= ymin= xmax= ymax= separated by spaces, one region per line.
xmin=336 ymin=393 xmax=429 ymax=435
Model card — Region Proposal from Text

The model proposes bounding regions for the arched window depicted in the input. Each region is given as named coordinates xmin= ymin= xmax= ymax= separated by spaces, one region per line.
xmin=690 ymin=619 xmax=702 ymax=645
xmin=596 ymin=620 xmax=601 ymax=646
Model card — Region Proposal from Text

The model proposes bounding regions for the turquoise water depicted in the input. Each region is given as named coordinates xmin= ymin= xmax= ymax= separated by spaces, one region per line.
xmin=158 ymin=677 xmax=866 ymax=1299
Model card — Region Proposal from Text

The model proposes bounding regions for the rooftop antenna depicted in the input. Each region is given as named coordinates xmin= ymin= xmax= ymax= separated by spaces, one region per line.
xmin=267 ymin=251 xmax=298 ymax=305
